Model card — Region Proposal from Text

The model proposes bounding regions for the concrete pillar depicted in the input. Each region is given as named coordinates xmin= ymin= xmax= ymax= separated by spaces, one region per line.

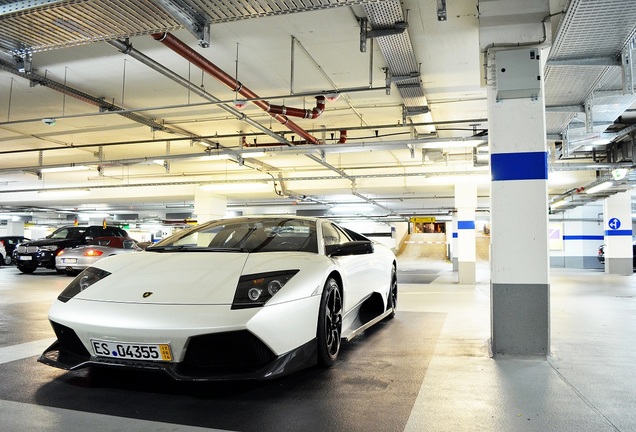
xmin=6 ymin=221 xmax=25 ymax=236
xmin=194 ymin=189 xmax=227 ymax=223
xmin=488 ymin=48 xmax=549 ymax=356
xmin=450 ymin=215 xmax=458 ymax=271
xmin=455 ymin=181 xmax=477 ymax=284
xmin=603 ymin=192 xmax=633 ymax=275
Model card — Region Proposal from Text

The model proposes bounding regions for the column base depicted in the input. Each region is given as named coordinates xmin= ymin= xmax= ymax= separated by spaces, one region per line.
xmin=491 ymin=282 xmax=549 ymax=356
xmin=458 ymin=261 xmax=475 ymax=284
xmin=605 ymin=258 xmax=634 ymax=275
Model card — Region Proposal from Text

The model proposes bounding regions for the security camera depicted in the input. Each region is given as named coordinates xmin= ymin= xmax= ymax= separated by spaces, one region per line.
xmin=42 ymin=118 xmax=56 ymax=126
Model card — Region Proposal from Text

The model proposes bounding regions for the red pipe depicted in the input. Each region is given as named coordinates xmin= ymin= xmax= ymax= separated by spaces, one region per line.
xmin=338 ymin=130 xmax=347 ymax=143
xmin=151 ymin=32 xmax=320 ymax=144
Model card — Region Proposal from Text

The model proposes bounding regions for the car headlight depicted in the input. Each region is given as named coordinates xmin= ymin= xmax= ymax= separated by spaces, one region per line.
xmin=231 ymin=270 xmax=299 ymax=309
xmin=57 ymin=267 xmax=111 ymax=303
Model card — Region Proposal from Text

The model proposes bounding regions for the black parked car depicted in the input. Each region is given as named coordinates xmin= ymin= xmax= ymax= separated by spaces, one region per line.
xmin=597 ymin=243 xmax=636 ymax=267
xmin=0 ymin=236 xmax=30 ymax=265
xmin=15 ymin=226 xmax=128 ymax=274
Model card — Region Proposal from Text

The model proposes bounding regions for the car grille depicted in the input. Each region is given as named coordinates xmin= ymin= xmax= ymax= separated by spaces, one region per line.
xmin=50 ymin=321 xmax=91 ymax=358
xmin=179 ymin=330 xmax=277 ymax=376
xmin=17 ymin=245 xmax=38 ymax=253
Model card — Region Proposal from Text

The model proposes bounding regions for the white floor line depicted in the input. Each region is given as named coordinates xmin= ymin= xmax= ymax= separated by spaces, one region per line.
xmin=0 ymin=338 xmax=56 ymax=365
xmin=0 ymin=399 xmax=231 ymax=432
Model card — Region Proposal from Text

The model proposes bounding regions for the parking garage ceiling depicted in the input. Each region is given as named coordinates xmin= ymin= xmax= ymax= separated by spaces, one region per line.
xmin=0 ymin=0 xmax=636 ymax=222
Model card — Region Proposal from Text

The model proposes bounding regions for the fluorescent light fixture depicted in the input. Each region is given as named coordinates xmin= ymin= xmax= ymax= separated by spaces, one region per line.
xmin=585 ymin=181 xmax=613 ymax=194
xmin=199 ymin=182 xmax=270 ymax=192
xmin=38 ymin=189 xmax=91 ymax=197
xmin=239 ymin=151 xmax=267 ymax=158
xmin=551 ymin=199 xmax=568 ymax=209
xmin=206 ymin=154 xmax=231 ymax=160
xmin=81 ymin=212 xmax=111 ymax=218
xmin=40 ymin=165 xmax=90 ymax=173
xmin=331 ymin=204 xmax=375 ymax=214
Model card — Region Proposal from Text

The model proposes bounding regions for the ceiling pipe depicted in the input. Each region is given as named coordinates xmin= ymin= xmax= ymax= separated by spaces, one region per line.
xmin=151 ymin=32 xmax=320 ymax=145
xmin=242 ymin=128 xmax=347 ymax=147
xmin=107 ymin=38 xmax=290 ymax=147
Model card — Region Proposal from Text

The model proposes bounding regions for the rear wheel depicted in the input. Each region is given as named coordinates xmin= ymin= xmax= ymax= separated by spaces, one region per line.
xmin=317 ymin=278 xmax=342 ymax=367
xmin=3 ymin=254 xmax=10 ymax=265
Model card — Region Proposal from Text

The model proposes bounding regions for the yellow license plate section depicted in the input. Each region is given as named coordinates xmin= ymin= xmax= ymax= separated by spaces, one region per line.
xmin=159 ymin=344 xmax=172 ymax=361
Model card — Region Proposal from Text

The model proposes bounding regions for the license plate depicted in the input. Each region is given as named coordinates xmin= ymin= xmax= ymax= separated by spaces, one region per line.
xmin=90 ymin=340 xmax=172 ymax=361
xmin=62 ymin=258 xmax=78 ymax=264
xmin=18 ymin=256 xmax=32 ymax=261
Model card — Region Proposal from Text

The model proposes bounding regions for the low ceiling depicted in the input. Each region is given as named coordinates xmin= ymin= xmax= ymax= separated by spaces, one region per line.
xmin=0 ymin=0 xmax=635 ymax=224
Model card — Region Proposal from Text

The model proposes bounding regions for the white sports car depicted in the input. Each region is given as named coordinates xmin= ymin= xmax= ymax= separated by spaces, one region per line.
xmin=39 ymin=216 xmax=397 ymax=380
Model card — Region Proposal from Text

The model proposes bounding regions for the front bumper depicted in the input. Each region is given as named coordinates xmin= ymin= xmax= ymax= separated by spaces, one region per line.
xmin=38 ymin=323 xmax=317 ymax=381
xmin=16 ymin=251 xmax=57 ymax=268
xmin=40 ymin=296 xmax=321 ymax=380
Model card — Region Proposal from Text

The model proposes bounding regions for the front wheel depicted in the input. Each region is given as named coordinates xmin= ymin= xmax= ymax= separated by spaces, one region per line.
xmin=17 ymin=265 xmax=36 ymax=274
xmin=3 ymin=254 xmax=11 ymax=265
xmin=317 ymin=277 xmax=343 ymax=367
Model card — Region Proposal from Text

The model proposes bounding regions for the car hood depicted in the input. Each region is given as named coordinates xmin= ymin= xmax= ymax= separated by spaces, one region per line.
xmin=75 ymin=251 xmax=251 ymax=305
xmin=24 ymin=238 xmax=71 ymax=247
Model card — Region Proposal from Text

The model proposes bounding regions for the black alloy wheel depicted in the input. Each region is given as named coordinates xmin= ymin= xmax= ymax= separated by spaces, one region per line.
xmin=317 ymin=277 xmax=342 ymax=367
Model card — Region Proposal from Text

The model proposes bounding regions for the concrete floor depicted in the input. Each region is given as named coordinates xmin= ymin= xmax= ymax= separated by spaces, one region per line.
xmin=1 ymin=256 xmax=635 ymax=431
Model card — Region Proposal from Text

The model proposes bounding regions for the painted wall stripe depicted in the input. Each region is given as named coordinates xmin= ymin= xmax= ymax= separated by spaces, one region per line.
xmin=457 ymin=221 xmax=475 ymax=230
xmin=605 ymin=230 xmax=633 ymax=236
xmin=563 ymin=235 xmax=604 ymax=241
xmin=491 ymin=151 xmax=548 ymax=181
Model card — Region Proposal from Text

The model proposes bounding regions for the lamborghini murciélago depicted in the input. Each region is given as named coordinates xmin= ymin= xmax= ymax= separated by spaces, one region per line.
xmin=39 ymin=216 xmax=398 ymax=380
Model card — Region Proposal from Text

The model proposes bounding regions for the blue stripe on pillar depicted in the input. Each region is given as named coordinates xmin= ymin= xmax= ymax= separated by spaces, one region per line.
xmin=458 ymin=221 xmax=475 ymax=229
xmin=605 ymin=230 xmax=633 ymax=236
xmin=563 ymin=235 xmax=604 ymax=240
xmin=491 ymin=151 xmax=548 ymax=181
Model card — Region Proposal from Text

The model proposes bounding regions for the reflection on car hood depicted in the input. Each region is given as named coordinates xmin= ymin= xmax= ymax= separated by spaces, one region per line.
xmin=74 ymin=252 xmax=250 ymax=305
xmin=23 ymin=238 xmax=70 ymax=247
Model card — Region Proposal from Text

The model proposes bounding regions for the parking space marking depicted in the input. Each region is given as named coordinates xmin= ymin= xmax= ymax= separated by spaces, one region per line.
xmin=0 ymin=338 xmax=56 ymax=365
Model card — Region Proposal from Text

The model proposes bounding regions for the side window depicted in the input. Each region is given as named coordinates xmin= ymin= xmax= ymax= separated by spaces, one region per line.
xmin=322 ymin=223 xmax=348 ymax=246
xmin=85 ymin=228 xmax=99 ymax=239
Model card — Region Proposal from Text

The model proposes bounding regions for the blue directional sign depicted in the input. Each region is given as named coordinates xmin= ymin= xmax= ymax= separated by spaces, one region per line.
xmin=608 ymin=218 xmax=621 ymax=230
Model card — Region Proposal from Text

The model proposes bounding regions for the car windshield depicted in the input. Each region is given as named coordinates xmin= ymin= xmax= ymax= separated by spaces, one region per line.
xmin=148 ymin=218 xmax=318 ymax=253
xmin=47 ymin=228 xmax=85 ymax=239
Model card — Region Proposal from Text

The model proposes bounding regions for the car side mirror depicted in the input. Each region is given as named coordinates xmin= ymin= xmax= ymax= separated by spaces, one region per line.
xmin=326 ymin=240 xmax=374 ymax=257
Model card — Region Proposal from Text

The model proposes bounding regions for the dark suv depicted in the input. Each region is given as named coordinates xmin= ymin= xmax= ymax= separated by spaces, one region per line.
xmin=15 ymin=226 xmax=128 ymax=274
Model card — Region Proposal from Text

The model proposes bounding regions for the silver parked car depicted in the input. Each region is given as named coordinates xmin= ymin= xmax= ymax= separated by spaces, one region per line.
xmin=56 ymin=236 xmax=141 ymax=276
